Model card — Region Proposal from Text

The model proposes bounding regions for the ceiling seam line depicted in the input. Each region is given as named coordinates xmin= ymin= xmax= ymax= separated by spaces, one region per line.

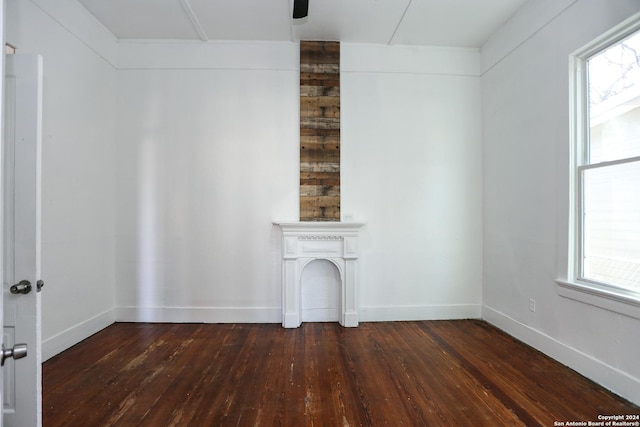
xmin=387 ymin=0 xmax=413 ymax=45
xmin=178 ymin=0 xmax=209 ymax=42
xmin=26 ymin=0 xmax=117 ymax=69
xmin=480 ymin=0 xmax=577 ymax=76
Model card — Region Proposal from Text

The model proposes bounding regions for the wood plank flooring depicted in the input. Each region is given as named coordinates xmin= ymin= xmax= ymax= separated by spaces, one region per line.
xmin=43 ymin=321 xmax=639 ymax=426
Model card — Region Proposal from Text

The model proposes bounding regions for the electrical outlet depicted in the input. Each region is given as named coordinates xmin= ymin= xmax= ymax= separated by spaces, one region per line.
xmin=529 ymin=299 xmax=536 ymax=312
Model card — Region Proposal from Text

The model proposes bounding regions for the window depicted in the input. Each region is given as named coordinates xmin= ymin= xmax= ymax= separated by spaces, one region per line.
xmin=567 ymin=18 xmax=640 ymax=306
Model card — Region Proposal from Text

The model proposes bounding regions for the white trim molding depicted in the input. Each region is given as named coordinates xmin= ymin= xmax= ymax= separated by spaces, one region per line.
xmin=41 ymin=309 xmax=115 ymax=361
xmin=483 ymin=305 xmax=640 ymax=406
xmin=556 ymin=279 xmax=640 ymax=321
xmin=360 ymin=304 xmax=481 ymax=322
xmin=115 ymin=306 xmax=281 ymax=324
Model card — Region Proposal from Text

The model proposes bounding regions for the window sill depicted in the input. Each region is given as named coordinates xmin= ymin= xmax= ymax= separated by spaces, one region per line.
xmin=555 ymin=279 xmax=640 ymax=320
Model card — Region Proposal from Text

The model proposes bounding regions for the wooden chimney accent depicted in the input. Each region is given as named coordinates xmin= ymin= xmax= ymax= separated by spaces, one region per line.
xmin=299 ymin=41 xmax=340 ymax=221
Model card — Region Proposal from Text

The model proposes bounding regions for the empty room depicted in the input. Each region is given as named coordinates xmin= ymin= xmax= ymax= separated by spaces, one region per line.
xmin=1 ymin=0 xmax=639 ymax=425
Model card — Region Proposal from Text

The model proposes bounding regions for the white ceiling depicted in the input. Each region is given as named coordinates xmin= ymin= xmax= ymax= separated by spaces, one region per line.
xmin=78 ymin=0 xmax=529 ymax=48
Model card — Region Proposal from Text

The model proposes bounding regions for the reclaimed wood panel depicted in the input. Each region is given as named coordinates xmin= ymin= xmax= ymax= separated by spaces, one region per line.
xmin=43 ymin=321 xmax=640 ymax=426
xmin=300 ymin=41 xmax=340 ymax=221
xmin=300 ymin=171 xmax=340 ymax=186
xmin=300 ymin=136 xmax=340 ymax=149
xmin=300 ymin=149 xmax=340 ymax=164
xmin=300 ymin=40 xmax=340 ymax=64
xmin=300 ymin=85 xmax=340 ymax=97
xmin=300 ymin=185 xmax=340 ymax=197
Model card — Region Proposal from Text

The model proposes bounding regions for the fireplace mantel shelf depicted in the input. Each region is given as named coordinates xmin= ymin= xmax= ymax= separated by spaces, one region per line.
xmin=273 ymin=221 xmax=366 ymax=232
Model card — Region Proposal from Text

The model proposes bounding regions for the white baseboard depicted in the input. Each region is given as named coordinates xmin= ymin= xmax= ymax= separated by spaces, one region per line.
xmin=483 ymin=305 xmax=640 ymax=406
xmin=115 ymin=306 xmax=281 ymax=324
xmin=343 ymin=310 xmax=358 ymax=327
xmin=359 ymin=304 xmax=482 ymax=322
xmin=116 ymin=304 xmax=481 ymax=325
xmin=42 ymin=308 xmax=115 ymax=362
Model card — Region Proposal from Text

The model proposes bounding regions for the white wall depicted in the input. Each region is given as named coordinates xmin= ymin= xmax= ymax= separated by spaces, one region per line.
xmin=342 ymin=44 xmax=483 ymax=320
xmin=113 ymin=42 xmax=483 ymax=323
xmin=114 ymin=41 xmax=299 ymax=322
xmin=6 ymin=0 xmax=118 ymax=359
xmin=481 ymin=0 xmax=640 ymax=404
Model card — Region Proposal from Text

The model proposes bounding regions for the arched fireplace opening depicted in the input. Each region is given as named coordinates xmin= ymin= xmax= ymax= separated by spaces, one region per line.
xmin=301 ymin=259 xmax=341 ymax=322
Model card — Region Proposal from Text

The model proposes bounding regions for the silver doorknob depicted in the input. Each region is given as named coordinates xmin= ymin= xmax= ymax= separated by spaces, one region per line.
xmin=1 ymin=343 xmax=27 ymax=366
xmin=10 ymin=280 xmax=32 ymax=294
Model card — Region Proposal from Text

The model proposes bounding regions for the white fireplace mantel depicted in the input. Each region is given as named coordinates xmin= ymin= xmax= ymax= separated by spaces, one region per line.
xmin=273 ymin=221 xmax=365 ymax=328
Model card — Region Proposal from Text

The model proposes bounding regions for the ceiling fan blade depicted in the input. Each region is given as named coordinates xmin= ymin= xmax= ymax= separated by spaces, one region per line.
xmin=293 ymin=0 xmax=309 ymax=19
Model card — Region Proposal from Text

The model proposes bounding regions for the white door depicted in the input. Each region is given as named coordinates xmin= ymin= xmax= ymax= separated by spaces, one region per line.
xmin=2 ymin=54 xmax=43 ymax=427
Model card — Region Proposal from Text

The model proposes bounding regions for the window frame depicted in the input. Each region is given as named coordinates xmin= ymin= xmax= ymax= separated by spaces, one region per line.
xmin=557 ymin=14 xmax=640 ymax=319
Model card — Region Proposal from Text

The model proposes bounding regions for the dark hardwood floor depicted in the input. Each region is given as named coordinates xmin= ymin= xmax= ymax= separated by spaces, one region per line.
xmin=43 ymin=321 xmax=639 ymax=426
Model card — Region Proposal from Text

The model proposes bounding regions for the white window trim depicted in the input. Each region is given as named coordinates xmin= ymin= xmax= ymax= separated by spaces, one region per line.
xmin=558 ymin=12 xmax=640 ymax=320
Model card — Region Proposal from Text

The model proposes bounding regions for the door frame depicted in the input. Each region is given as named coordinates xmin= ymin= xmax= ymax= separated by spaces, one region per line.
xmin=1 ymin=1 xmax=8 ymax=425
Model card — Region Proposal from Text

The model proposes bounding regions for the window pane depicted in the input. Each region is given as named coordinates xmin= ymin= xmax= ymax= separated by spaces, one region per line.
xmin=588 ymin=31 xmax=640 ymax=163
xmin=582 ymin=161 xmax=640 ymax=291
